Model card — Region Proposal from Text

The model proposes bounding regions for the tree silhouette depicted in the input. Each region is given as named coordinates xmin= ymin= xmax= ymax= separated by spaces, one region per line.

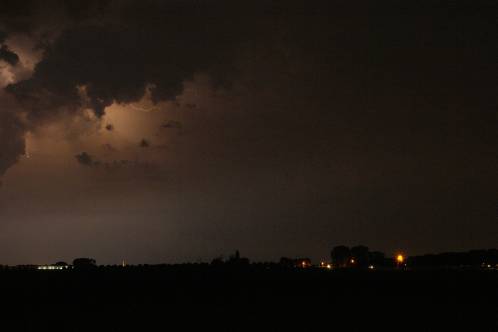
xmin=73 ymin=258 xmax=97 ymax=269
xmin=351 ymin=245 xmax=370 ymax=268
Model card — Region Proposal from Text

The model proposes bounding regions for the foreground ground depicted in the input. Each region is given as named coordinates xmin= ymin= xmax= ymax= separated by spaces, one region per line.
xmin=1 ymin=266 xmax=496 ymax=331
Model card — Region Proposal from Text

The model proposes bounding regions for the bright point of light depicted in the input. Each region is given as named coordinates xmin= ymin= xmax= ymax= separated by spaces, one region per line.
xmin=368 ymin=265 xmax=374 ymax=269
xmin=350 ymin=259 xmax=355 ymax=264
xmin=326 ymin=264 xmax=332 ymax=269
xmin=396 ymin=254 xmax=404 ymax=264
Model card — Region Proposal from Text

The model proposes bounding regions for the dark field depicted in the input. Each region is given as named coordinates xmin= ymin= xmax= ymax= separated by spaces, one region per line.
xmin=1 ymin=267 xmax=496 ymax=331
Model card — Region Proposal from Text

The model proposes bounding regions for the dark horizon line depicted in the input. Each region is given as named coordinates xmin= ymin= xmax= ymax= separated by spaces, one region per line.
xmin=3 ymin=247 xmax=497 ymax=267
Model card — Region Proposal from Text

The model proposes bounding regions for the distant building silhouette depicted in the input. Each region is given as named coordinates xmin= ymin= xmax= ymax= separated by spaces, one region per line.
xmin=331 ymin=246 xmax=351 ymax=268
xmin=227 ymin=250 xmax=250 ymax=265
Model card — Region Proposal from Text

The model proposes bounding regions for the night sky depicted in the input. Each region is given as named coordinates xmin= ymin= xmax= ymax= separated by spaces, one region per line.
xmin=0 ymin=0 xmax=496 ymax=265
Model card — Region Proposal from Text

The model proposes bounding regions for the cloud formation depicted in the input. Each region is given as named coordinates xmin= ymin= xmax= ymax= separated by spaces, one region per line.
xmin=0 ymin=45 xmax=19 ymax=66
xmin=4 ymin=1 xmax=251 ymax=121
xmin=0 ymin=0 xmax=257 ymax=176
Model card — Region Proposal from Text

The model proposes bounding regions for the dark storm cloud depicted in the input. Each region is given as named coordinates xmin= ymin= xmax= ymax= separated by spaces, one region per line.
xmin=1 ymin=0 xmax=496 ymax=175
xmin=0 ymin=0 xmax=112 ymax=35
xmin=0 ymin=0 xmax=254 ymax=176
xmin=0 ymin=45 xmax=20 ymax=66
xmin=4 ymin=0 xmax=257 ymax=121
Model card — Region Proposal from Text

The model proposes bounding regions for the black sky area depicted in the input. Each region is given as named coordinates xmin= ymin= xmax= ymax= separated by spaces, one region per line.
xmin=0 ymin=0 xmax=496 ymax=264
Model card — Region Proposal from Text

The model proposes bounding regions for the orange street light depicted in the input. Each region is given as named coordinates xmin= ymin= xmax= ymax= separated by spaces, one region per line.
xmin=396 ymin=254 xmax=404 ymax=265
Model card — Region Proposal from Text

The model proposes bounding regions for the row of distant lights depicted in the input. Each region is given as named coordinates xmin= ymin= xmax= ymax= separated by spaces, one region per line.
xmin=37 ymin=260 xmax=497 ymax=270
xmin=37 ymin=266 xmax=71 ymax=270
xmin=315 ymin=254 xmax=406 ymax=270
xmin=318 ymin=261 xmax=376 ymax=270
